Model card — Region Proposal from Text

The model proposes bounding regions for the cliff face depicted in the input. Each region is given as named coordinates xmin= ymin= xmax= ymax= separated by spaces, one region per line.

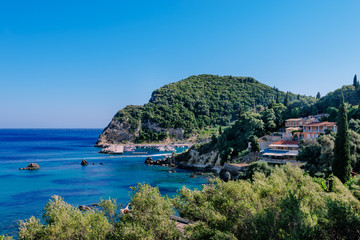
xmin=96 ymin=119 xmax=185 ymax=146
xmin=175 ymin=149 xmax=222 ymax=168
xmin=96 ymin=119 xmax=139 ymax=146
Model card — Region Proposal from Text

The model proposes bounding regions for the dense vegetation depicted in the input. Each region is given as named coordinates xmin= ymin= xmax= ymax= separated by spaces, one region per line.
xmin=183 ymin=99 xmax=310 ymax=162
xmin=9 ymin=164 xmax=360 ymax=240
xmin=111 ymin=75 xmax=315 ymax=141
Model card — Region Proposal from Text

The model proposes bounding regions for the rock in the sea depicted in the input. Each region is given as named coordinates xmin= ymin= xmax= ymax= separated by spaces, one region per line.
xmin=19 ymin=163 xmax=40 ymax=170
xmin=79 ymin=205 xmax=91 ymax=211
xmin=219 ymin=169 xmax=231 ymax=182
xmin=92 ymin=163 xmax=96 ymax=165
xmin=145 ymin=157 xmax=153 ymax=165
xmin=81 ymin=159 xmax=89 ymax=166
xmin=190 ymin=173 xmax=196 ymax=178
xmin=100 ymin=162 xmax=104 ymax=165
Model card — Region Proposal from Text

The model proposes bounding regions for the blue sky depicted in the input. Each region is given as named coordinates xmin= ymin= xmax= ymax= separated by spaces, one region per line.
xmin=1 ymin=0 xmax=359 ymax=128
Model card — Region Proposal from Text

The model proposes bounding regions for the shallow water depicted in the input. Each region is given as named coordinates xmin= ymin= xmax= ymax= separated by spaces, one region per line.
xmin=0 ymin=129 xmax=208 ymax=236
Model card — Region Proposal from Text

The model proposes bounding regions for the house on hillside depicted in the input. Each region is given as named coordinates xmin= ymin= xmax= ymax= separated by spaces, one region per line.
xmin=285 ymin=117 xmax=316 ymax=128
xmin=283 ymin=117 xmax=316 ymax=139
xmin=283 ymin=114 xmax=335 ymax=140
xmin=261 ymin=140 xmax=299 ymax=161
xmin=302 ymin=121 xmax=337 ymax=139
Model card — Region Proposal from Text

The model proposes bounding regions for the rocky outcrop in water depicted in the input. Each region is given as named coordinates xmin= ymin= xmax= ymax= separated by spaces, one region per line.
xmin=19 ymin=163 xmax=40 ymax=170
xmin=81 ymin=159 xmax=89 ymax=166
xmin=145 ymin=157 xmax=153 ymax=165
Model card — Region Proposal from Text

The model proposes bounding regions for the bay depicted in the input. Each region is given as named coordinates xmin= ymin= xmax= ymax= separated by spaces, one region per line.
xmin=0 ymin=129 xmax=207 ymax=236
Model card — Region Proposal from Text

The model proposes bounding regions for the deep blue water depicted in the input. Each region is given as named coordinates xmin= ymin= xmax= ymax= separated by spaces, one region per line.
xmin=0 ymin=129 xmax=208 ymax=236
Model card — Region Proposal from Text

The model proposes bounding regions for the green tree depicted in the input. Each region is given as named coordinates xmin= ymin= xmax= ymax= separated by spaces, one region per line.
xmin=276 ymin=92 xmax=280 ymax=104
xmin=238 ymin=104 xmax=244 ymax=119
xmin=333 ymin=93 xmax=351 ymax=183
xmin=353 ymin=74 xmax=358 ymax=88
xmin=250 ymin=136 xmax=260 ymax=153
xmin=284 ymin=92 xmax=289 ymax=106
xmin=260 ymin=109 xmax=276 ymax=133
xmin=316 ymin=92 xmax=321 ymax=99
xmin=219 ymin=126 xmax=223 ymax=135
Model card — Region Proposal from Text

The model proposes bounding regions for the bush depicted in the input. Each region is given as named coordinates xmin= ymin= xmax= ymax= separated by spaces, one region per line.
xmin=113 ymin=184 xmax=181 ymax=240
xmin=18 ymin=195 xmax=112 ymax=240
xmin=245 ymin=161 xmax=273 ymax=180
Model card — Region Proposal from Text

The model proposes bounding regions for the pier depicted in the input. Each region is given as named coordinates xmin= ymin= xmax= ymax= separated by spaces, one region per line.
xmin=98 ymin=143 xmax=193 ymax=154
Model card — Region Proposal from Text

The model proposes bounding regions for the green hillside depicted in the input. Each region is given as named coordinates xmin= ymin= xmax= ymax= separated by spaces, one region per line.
xmin=316 ymin=85 xmax=360 ymax=113
xmin=110 ymin=74 xmax=315 ymax=142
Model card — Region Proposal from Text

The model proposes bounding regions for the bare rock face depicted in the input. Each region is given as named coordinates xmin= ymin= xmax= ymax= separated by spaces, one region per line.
xmin=96 ymin=119 xmax=139 ymax=146
xmin=81 ymin=159 xmax=89 ymax=166
xmin=176 ymin=149 xmax=222 ymax=168
xmin=96 ymin=118 xmax=185 ymax=145
xmin=19 ymin=163 xmax=40 ymax=170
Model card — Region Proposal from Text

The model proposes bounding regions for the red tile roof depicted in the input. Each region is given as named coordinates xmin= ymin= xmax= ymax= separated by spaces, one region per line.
xmin=270 ymin=141 xmax=299 ymax=145
xmin=303 ymin=121 xmax=336 ymax=127
xmin=285 ymin=118 xmax=302 ymax=121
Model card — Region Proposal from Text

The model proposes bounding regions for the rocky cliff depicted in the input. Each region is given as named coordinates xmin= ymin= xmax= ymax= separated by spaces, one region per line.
xmin=96 ymin=118 xmax=185 ymax=146
xmin=174 ymin=149 xmax=223 ymax=169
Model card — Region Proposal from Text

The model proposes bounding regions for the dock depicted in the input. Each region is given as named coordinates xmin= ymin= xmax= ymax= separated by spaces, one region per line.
xmin=99 ymin=145 xmax=124 ymax=154
xmin=98 ymin=143 xmax=193 ymax=155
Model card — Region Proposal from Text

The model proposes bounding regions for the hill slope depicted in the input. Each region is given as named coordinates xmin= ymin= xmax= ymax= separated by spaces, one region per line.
xmin=96 ymin=74 xmax=314 ymax=145
xmin=316 ymin=85 xmax=360 ymax=112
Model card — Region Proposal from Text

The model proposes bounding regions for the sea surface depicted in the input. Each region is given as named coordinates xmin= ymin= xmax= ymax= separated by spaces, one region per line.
xmin=0 ymin=129 xmax=208 ymax=236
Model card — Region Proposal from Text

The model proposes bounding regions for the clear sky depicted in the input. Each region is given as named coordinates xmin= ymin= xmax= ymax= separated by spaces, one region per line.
xmin=1 ymin=0 xmax=359 ymax=128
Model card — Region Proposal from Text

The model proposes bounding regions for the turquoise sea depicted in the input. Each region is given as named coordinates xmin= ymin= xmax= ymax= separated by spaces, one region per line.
xmin=0 ymin=129 xmax=208 ymax=236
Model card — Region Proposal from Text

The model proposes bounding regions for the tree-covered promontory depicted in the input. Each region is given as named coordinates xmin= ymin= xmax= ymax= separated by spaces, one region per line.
xmin=97 ymin=75 xmax=315 ymax=144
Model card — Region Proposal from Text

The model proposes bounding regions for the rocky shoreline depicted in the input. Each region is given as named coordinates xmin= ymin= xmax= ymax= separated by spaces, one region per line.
xmin=96 ymin=143 xmax=193 ymax=154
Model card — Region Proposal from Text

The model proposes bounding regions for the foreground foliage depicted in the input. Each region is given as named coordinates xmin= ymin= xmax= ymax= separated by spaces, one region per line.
xmin=16 ymin=165 xmax=360 ymax=240
xmin=18 ymin=184 xmax=180 ymax=240
xmin=174 ymin=164 xmax=360 ymax=240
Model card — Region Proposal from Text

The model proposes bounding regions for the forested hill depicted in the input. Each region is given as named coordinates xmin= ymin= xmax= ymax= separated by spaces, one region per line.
xmin=96 ymin=74 xmax=315 ymax=144
xmin=316 ymin=84 xmax=360 ymax=113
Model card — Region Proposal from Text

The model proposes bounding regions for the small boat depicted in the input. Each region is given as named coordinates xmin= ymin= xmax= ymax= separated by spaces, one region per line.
xmin=165 ymin=146 xmax=176 ymax=152
xmin=124 ymin=146 xmax=135 ymax=152
xmin=156 ymin=146 xmax=166 ymax=152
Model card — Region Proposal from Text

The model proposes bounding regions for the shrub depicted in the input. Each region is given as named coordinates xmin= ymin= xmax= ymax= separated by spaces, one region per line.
xmin=113 ymin=183 xmax=181 ymax=240
xmin=18 ymin=195 xmax=112 ymax=240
